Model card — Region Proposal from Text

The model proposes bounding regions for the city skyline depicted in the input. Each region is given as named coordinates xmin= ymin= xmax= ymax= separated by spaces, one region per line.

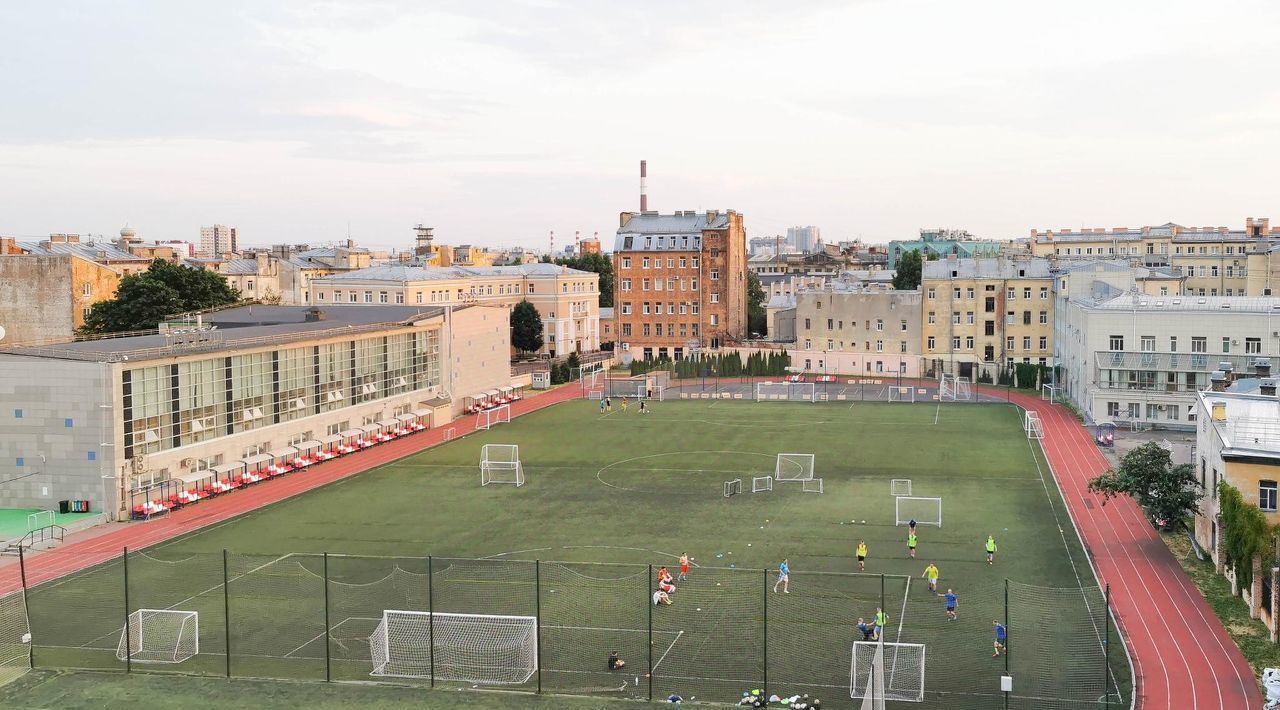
xmin=1 ymin=2 xmax=1277 ymax=250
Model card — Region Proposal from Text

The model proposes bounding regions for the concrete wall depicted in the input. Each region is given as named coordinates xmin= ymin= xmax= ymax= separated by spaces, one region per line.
xmin=0 ymin=356 xmax=114 ymax=512
xmin=447 ymin=305 xmax=514 ymax=415
xmin=0 ymin=256 xmax=75 ymax=344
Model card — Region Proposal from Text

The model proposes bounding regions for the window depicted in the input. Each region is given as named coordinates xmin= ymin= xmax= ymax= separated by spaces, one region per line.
xmin=1107 ymin=402 xmax=1120 ymax=417
xmin=804 ymin=318 xmax=811 ymax=330
xmin=692 ymin=256 xmax=699 ymax=269
xmin=348 ymin=292 xmax=357 ymax=303
xmin=667 ymin=257 xmax=674 ymax=267
xmin=710 ymin=269 xmax=720 ymax=281
xmin=642 ymin=302 xmax=650 ymax=315
xmin=927 ymin=288 xmax=936 ymax=300
xmin=642 ymin=257 xmax=650 ymax=269
xmin=379 ymin=291 xmax=388 ymax=303
xmin=875 ymin=340 xmax=883 ymax=352
xmin=642 ymin=278 xmax=650 ymax=291
xmin=621 ymin=303 xmax=632 ymax=315
xmin=966 ymin=312 xmax=974 ymax=325
xmin=642 ymin=324 xmax=651 ymax=336
xmin=928 ymin=311 xmax=936 ymax=324
xmin=876 ymin=319 xmax=884 ymax=331
xmin=1222 ymin=337 xmax=1231 ymax=354
xmin=1007 ymin=336 xmax=1015 ymax=350
xmin=927 ymin=336 xmax=936 ymax=349
xmin=691 ymin=279 xmax=698 ymax=291
xmin=1006 ymin=311 xmax=1015 ymax=325
xmin=901 ymin=320 xmax=908 ymax=332
xmin=710 ymin=314 xmax=719 ymax=326
xmin=1007 ymin=288 xmax=1016 ymax=299
xmin=679 ymin=303 xmax=687 ymax=315
xmin=622 ymin=279 xmax=632 ymax=292
xmin=1039 ymin=311 xmax=1048 ymax=325
xmin=1023 ymin=336 xmax=1031 ymax=350
xmin=395 ymin=293 xmax=404 ymax=304
xmin=1247 ymin=338 xmax=1262 ymax=354
xmin=985 ymin=321 xmax=995 ymax=336
xmin=1110 ymin=335 xmax=1124 ymax=351
xmin=1040 ymin=288 xmax=1048 ymax=300
xmin=964 ymin=336 xmax=974 ymax=349
xmin=82 ymin=282 xmax=92 ymax=297
xmin=985 ymin=297 xmax=996 ymax=313
xmin=953 ymin=287 xmax=961 ymax=299
xmin=1022 ymin=311 xmax=1031 ymax=325
xmin=1262 ymin=481 xmax=1278 ymax=512
xmin=952 ymin=337 xmax=961 ymax=349
xmin=1022 ymin=288 xmax=1031 ymax=299
xmin=966 ymin=287 xmax=975 ymax=299
xmin=1039 ymin=336 xmax=1047 ymax=350
xmin=1140 ymin=336 xmax=1155 ymax=352
xmin=1192 ymin=337 xmax=1206 ymax=353
xmin=622 ymin=257 xmax=631 ymax=268
xmin=622 ymin=323 xmax=632 ymax=336
xmin=827 ymin=318 xmax=834 ymax=329
xmin=667 ymin=303 xmax=675 ymax=314
xmin=363 ymin=291 xmax=373 ymax=303
xmin=1169 ymin=336 xmax=1177 ymax=352
xmin=653 ymin=278 xmax=662 ymax=291
xmin=710 ymin=293 xmax=719 ymax=304
xmin=691 ymin=303 xmax=699 ymax=315
xmin=952 ymin=312 xmax=961 ymax=325
xmin=679 ymin=257 xmax=687 ymax=268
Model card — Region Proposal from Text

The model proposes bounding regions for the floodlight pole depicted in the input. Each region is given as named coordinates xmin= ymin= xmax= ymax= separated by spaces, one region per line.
xmin=122 ymin=546 xmax=132 ymax=673
xmin=323 ymin=552 xmax=331 ymax=682
xmin=223 ymin=549 xmax=231 ymax=678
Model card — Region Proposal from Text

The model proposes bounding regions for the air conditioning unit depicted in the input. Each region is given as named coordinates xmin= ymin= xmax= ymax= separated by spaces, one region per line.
xmin=1157 ymin=405 xmax=1166 ymax=411
xmin=621 ymin=342 xmax=630 ymax=351
xmin=131 ymin=455 xmax=147 ymax=473
xmin=180 ymin=458 xmax=195 ymax=468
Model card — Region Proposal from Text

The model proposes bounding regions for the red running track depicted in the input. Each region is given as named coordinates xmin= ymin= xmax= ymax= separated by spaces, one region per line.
xmin=1007 ymin=390 xmax=1259 ymax=710
xmin=0 ymin=384 xmax=583 ymax=597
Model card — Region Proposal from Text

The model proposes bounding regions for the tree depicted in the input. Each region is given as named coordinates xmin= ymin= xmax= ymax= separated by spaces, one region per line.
xmin=1218 ymin=482 xmax=1272 ymax=588
xmin=510 ymin=300 xmax=545 ymax=355
xmin=892 ymin=249 xmax=924 ymax=290
xmin=746 ymin=271 xmax=767 ymax=337
xmin=1087 ymin=442 xmax=1202 ymax=529
xmin=82 ymin=259 xmax=242 ymax=334
xmin=552 ymin=253 xmax=614 ymax=308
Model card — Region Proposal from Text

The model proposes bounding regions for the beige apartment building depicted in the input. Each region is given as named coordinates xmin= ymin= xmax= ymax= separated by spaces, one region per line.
xmin=1030 ymin=218 xmax=1280 ymax=297
xmin=309 ymin=263 xmax=600 ymax=356
xmin=787 ymin=283 xmax=923 ymax=376
xmin=921 ymin=257 xmax=1054 ymax=381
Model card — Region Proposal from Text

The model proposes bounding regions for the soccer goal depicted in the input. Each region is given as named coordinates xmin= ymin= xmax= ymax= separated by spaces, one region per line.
xmin=849 ymin=640 xmax=926 ymax=703
xmin=724 ymin=478 xmax=742 ymax=497
xmin=27 ymin=510 xmax=54 ymax=532
xmin=756 ymin=382 xmax=816 ymax=402
xmin=480 ymin=444 xmax=524 ymax=487
xmin=895 ymin=496 xmax=942 ymax=527
xmin=752 ymin=476 xmax=773 ymax=493
xmin=890 ymin=479 xmax=912 ymax=497
xmin=370 ymin=610 xmax=537 ymax=684
xmin=1024 ymin=411 xmax=1044 ymax=440
xmin=887 ymin=386 xmax=915 ymax=403
xmin=116 ymin=609 xmax=199 ymax=664
xmin=802 ymin=478 xmax=824 ymax=494
xmin=1040 ymin=383 xmax=1057 ymax=403
xmin=774 ymin=453 xmax=815 ymax=482
xmin=476 ymin=404 xmax=511 ymax=431
xmin=938 ymin=374 xmax=973 ymax=402
xmin=640 ymin=386 xmax=664 ymax=401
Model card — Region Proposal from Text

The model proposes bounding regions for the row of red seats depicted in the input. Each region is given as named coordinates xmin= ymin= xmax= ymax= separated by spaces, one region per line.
xmin=464 ymin=393 xmax=523 ymax=415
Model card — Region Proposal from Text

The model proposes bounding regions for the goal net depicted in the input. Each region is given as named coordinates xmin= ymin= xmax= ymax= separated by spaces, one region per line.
xmin=774 ymin=453 xmax=815 ymax=481
xmin=802 ymin=478 xmax=824 ymax=494
xmin=938 ymin=374 xmax=972 ymax=402
xmin=890 ymin=479 xmax=912 ymax=497
xmin=756 ymin=382 xmax=815 ymax=402
xmin=895 ymin=496 xmax=942 ymax=527
xmin=640 ymin=386 xmax=664 ymax=401
xmin=752 ymin=476 xmax=773 ymax=493
xmin=887 ymin=386 xmax=915 ymax=403
xmin=724 ymin=478 xmax=742 ymax=497
xmin=850 ymin=640 xmax=926 ymax=703
xmin=27 ymin=510 xmax=54 ymax=532
xmin=476 ymin=404 xmax=511 ymax=431
xmin=1040 ymin=384 xmax=1057 ymax=402
xmin=370 ymin=610 xmax=537 ymax=684
xmin=116 ymin=609 xmax=199 ymax=664
xmin=480 ymin=444 xmax=524 ymax=487
xmin=1024 ymin=411 xmax=1044 ymax=440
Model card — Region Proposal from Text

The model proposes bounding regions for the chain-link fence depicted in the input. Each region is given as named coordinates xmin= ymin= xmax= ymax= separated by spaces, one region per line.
xmin=14 ymin=550 xmax=1124 ymax=708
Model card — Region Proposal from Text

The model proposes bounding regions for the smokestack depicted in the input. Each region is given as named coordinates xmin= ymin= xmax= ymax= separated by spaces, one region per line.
xmin=640 ymin=160 xmax=648 ymax=212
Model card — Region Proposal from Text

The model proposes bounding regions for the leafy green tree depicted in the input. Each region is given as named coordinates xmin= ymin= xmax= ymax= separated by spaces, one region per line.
xmin=82 ymin=259 xmax=242 ymax=334
xmin=510 ymin=300 xmax=545 ymax=355
xmin=747 ymin=271 xmax=767 ymax=337
xmin=1087 ymin=442 xmax=1202 ymax=529
xmin=892 ymin=249 xmax=924 ymax=290
xmin=553 ymin=253 xmax=614 ymax=308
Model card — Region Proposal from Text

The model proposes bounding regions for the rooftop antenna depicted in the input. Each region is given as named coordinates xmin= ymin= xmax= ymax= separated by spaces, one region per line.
xmin=549 ymin=230 xmax=554 ymax=258
xmin=640 ymin=160 xmax=648 ymax=212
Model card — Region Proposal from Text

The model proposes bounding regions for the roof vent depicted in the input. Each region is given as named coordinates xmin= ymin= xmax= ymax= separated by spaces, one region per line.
xmin=1261 ymin=378 xmax=1277 ymax=397
xmin=304 ymin=308 xmax=326 ymax=322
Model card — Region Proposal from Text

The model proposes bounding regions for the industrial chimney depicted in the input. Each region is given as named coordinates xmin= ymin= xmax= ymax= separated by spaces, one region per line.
xmin=640 ymin=160 xmax=648 ymax=212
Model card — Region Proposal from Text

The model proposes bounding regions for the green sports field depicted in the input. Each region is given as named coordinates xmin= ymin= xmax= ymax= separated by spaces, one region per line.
xmin=15 ymin=399 xmax=1131 ymax=709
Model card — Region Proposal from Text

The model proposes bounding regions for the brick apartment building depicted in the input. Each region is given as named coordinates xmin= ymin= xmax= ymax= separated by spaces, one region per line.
xmin=613 ymin=210 xmax=748 ymax=360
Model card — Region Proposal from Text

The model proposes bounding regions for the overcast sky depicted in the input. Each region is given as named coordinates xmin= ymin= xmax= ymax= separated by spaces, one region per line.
xmin=2 ymin=1 xmax=1278 ymax=251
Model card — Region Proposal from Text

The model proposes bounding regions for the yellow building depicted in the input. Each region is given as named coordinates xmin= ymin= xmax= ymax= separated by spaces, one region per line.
xmin=920 ymin=256 xmax=1054 ymax=382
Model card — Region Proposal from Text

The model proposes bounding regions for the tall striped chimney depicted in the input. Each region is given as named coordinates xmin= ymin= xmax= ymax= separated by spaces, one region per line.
xmin=640 ymin=160 xmax=648 ymax=212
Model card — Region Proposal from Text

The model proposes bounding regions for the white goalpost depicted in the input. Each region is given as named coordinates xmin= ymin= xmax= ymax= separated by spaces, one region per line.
xmin=475 ymin=404 xmax=511 ymax=431
xmin=887 ymin=386 xmax=915 ymax=403
xmin=480 ymin=444 xmax=524 ymax=487
xmin=752 ymin=476 xmax=773 ymax=493
xmin=774 ymin=453 xmax=815 ymax=482
xmin=890 ymin=479 xmax=912 ymax=497
xmin=640 ymin=386 xmax=664 ymax=401
xmin=895 ymin=496 xmax=942 ymax=527
xmin=802 ymin=478 xmax=824 ymax=494
xmin=724 ymin=478 xmax=742 ymax=497
xmin=1024 ymin=411 xmax=1044 ymax=440
xmin=1040 ymin=384 xmax=1057 ymax=402
xmin=27 ymin=510 xmax=54 ymax=532
xmin=756 ymin=382 xmax=816 ymax=402
xmin=938 ymin=374 xmax=972 ymax=402
xmin=370 ymin=610 xmax=537 ymax=684
xmin=850 ymin=640 xmax=926 ymax=703
xmin=116 ymin=609 xmax=199 ymax=664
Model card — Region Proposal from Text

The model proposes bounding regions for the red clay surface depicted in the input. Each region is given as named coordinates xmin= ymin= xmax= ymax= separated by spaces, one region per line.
xmin=1008 ymin=390 xmax=1259 ymax=710
xmin=0 ymin=382 xmax=1261 ymax=707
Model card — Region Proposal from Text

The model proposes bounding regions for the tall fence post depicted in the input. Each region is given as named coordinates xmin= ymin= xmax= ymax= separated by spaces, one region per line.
xmin=1003 ymin=578 xmax=1010 ymax=710
xmin=535 ymin=559 xmax=542 ymax=694
xmin=428 ymin=556 xmax=435 ymax=688
xmin=647 ymin=563 xmax=653 ymax=702
xmin=762 ymin=567 xmax=768 ymax=697
xmin=122 ymin=547 xmax=132 ymax=673
xmin=1103 ymin=583 xmax=1111 ymax=709
xmin=323 ymin=552 xmax=331 ymax=682
xmin=18 ymin=546 xmax=32 ymax=670
xmin=223 ymin=549 xmax=231 ymax=678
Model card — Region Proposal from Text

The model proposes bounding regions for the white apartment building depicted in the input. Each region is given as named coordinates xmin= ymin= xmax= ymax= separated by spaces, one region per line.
xmin=199 ymin=224 xmax=239 ymax=257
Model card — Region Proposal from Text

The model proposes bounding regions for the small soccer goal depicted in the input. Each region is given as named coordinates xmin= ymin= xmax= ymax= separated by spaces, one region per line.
xmin=774 ymin=453 xmax=815 ymax=482
xmin=724 ymin=478 xmax=742 ymax=497
xmin=752 ymin=476 xmax=773 ymax=493
xmin=938 ymin=374 xmax=973 ymax=402
xmin=849 ymin=640 xmax=926 ymax=703
xmin=887 ymin=386 xmax=915 ymax=403
xmin=895 ymin=496 xmax=942 ymax=527
xmin=480 ymin=444 xmax=524 ymax=487
xmin=116 ymin=609 xmax=199 ymax=664
xmin=756 ymin=382 xmax=816 ymax=402
xmin=802 ymin=478 xmax=824 ymax=494
xmin=27 ymin=510 xmax=54 ymax=532
xmin=639 ymin=386 xmax=664 ymax=401
xmin=1040 ymin=383 xmax=1058 ymax=403
xmin=370 ymin=610 xmax=537 ymax=684
xmin=475 ymin=404 xmax=511 ymax=431
xmin=891 ymin=479 xmax=912 ymax=497
xmin=1024 ymin=411 xmax=1044 ymax=440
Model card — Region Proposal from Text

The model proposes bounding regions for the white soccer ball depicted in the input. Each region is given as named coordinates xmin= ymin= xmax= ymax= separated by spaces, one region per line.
xmin=716 ymin=582 xmax=721 ymax=586
xmin=20 ymin=633 xmax=30 ymax=643
xmin=696 ymin=608 xmax=701 ymax=611
xmin=747 ymin=543 xmax=751 ymax=547
xmin=862 ymin=520 xmax=866 ymax=524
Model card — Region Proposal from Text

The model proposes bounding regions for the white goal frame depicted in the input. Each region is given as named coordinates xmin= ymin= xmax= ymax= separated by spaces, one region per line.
xmin=475 ymin=404 xmax=511 ymax=431
xmin=116 ymin=609 xmax=199 ymax=664
xmin=895 ymin=496 xmax=943 ymax=527
xmin=849 ymin=640 xmax=926 ymax=703
xmin=774 ymin=453 xmax=815 ymax=482
xmin=752 ymin=476 xmax=773 ymax=493
xmin=1040 ymin=383 xmax=1057 ymax=402
xmin=888 ymin=386 xmax=916 ymax=403
xmin=640 ymin=386 xmax=664 ymax=401
xmin=756 ymin=382 xmax=816 ymax=402
xmin=480 ymin=444 xmax=524 ymax=487
xmin=370 ymin=610 xmax=537 ymax=684
xmin=938 ymin=373 xmax=972 ymax=402
xmin=27 ymin=510 xmax=54 ymax=531
xmin=724 ymin=478 xmax=742 ymax=497
xmin=802 ymin=478 xmax=824 ymax=494
xmin=891 ymin=479 xmax=912 ymax=497
xmin=1024 ymin=411 xmax=1044 ymax=440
